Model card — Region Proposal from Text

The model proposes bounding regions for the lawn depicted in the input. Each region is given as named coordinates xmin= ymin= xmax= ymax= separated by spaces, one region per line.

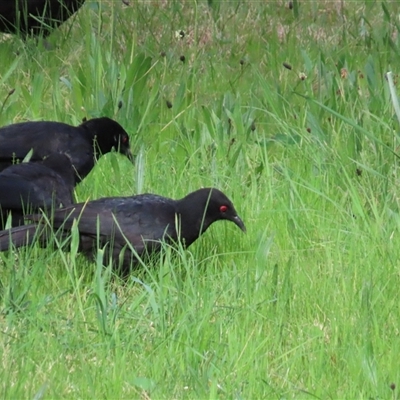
xmin=1 ymin=0 xmax=400 ymax=398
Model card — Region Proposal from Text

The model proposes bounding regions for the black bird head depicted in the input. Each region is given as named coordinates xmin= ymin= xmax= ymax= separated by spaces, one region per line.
xmin=176 ymin=187 xmax=246 ymax=247
xmin=81 ymin=117 xmax=134 ymax=163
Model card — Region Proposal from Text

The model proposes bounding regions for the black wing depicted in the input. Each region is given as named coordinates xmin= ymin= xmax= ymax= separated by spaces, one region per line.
xmin=0 ymin=165 xmax=74 ymax=220
xmin=0 ymin=121 xmax=93 ymax=179
xmin=46 ymin=195 xmax=178 ymax=255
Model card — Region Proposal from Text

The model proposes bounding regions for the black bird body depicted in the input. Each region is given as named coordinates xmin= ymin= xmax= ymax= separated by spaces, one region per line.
xmin=0 ymin=153 xmax=75 ymax=228
xmin=0 ymin=0 xmax=85 ymax=36
xmin=0 ymin=117 xmax=133 ymax=184
xmin=0 ymin=188 xmax=246 ymax=274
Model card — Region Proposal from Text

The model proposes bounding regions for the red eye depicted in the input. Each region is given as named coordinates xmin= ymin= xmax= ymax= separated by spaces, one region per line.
xmin=122 ymin=136 xmax=128 ymax=143
xmin=220 ymin=205 xmax=228 ymax=213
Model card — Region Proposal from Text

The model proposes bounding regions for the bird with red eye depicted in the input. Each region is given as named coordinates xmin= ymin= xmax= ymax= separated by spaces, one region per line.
xmin=0 ymin=187 xmax=246 ymax=276
xmin=0 ymin=117 xmax=134 ymax=185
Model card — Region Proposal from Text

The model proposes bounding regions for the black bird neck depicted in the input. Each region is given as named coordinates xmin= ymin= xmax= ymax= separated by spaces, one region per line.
xmin=175 ymin=191 xmax=216 ymax=247
xmin=81 ymin=119 xmax=109 ymax=156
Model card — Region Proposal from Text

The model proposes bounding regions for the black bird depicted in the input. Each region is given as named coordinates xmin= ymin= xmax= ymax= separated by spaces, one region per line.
xmin=0 ymin=188 xmax=246 ymax=275
xmin=0 ymin=153 xmax=75 ymax=229
xmin=0 ymin=117 xmax=134 ymax=185
xmin=0 ymin=0 xmax=85 ymax=36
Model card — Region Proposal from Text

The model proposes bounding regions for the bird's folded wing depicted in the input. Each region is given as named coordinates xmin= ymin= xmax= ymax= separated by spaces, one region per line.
xmin=37 ymin=198 xmax=178 ymax=251
xmin=0 ymin=177 xmax=47 ymax=209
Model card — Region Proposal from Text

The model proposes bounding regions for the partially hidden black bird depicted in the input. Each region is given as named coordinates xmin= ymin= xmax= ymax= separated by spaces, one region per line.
xmin=0 ymin=117 xmax=134 ymax=185
xmin=0 ymin=0 xmax=85 ymax=36
xmin=0 ymin=153 xmax=75 ymax=229
xmin=0 ymin=188 xmax=246 ymax=275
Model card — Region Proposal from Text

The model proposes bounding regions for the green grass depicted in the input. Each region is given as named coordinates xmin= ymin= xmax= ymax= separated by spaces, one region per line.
xmin=2 ymin=0 xmax=400 ymax=398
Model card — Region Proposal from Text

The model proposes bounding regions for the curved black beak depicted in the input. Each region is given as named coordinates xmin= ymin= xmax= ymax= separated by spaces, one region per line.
xmin=124 ymin=148 xmax=135 ymax=163
xmin=231 ymin=215 xmax=246 ymax=232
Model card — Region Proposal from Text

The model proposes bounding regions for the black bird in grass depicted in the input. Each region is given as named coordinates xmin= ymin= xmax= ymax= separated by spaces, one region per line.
xmin=0 ymin=117 xmax=134 ymax=185
xmin=0 ymin=0 xmax=85 ymax=37
xmin=0 ymin=188 xmax=246 ymax=275
xmin=0 ymin=153 xmax=75 ymax=229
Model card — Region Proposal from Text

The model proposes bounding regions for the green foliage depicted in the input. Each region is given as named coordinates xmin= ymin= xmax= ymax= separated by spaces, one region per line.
xmin=1 ymin=0 xmax=400 ymax=398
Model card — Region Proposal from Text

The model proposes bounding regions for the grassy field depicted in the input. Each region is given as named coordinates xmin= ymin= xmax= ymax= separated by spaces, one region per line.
xmin=1 ymin=0 xmax=400 ymax=398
